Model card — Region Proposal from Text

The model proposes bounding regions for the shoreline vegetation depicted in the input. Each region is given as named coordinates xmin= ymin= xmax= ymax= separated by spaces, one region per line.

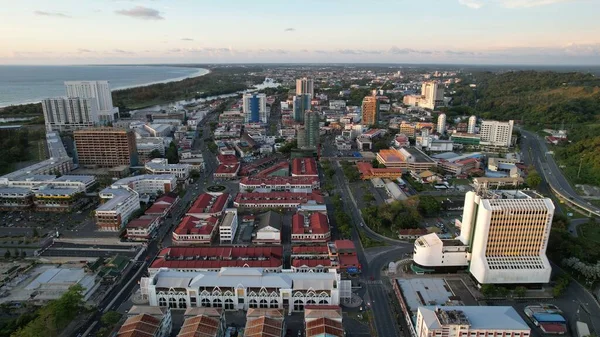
xmin=0 ymin=65 xmax=265 ymax=118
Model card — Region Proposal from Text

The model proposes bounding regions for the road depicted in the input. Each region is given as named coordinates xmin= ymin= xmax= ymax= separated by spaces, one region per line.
xmin=520 ymin=129 xmax=600 ymax=217
xmin=330 ymin=160 xmax=412 ymax=337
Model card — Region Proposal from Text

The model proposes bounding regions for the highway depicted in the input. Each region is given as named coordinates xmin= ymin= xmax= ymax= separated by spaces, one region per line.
xmin=331 ymin=160 xmax=412 ymax=337
xmin=520 ymin=129 xmax=600 ymax=217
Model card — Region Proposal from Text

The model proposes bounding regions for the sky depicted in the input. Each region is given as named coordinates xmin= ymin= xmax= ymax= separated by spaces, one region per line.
xmin=1 ymin=0 xmax=600 ymax=65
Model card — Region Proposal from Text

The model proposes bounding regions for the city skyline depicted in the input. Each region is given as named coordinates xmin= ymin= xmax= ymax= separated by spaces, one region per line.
xmin=2 ymin=0 xmax=600 ymax=65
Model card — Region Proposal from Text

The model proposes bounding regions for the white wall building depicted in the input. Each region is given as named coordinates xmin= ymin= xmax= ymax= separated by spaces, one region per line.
xmin=480 ymin=120 xmax=514 ymax=147
xmin=415 ymin=306 xmax=530 ymax=337
xmin=467 ymin=115 xmax=477 ymax=134
xmin=436 ymin=113 xmax=446 ymax=134
xmin=219 ymin=208 xmax=238 ymax=244
xmin=64 ymin=80 xmax=118 ymax=121
xmin=112 ymin=174 xmax=177 ymax=195
xmin=145 ymin=158 xmax=191 ymax=180
xmin=95 ymin=186 xmax=140 ymax=231
xmin=42 ymin=97 xmax=99 ymax=132
xmin=242 ymin=93 xmax=268 ymax=124
xmin=141 ymin=267 xmax=342 ymax=313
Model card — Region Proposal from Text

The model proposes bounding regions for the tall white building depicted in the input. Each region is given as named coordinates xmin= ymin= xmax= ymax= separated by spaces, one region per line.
xmin=413 ymin=190 xmax=554 ymax=284
xmin=480 ymin=120 xmax=514 ymax=147
xmin=421 ymin=81 xmax=445 ymax=110
xmin=242 ymin=93 xmax=268 ymax=123
xmin=436 ymin=113 xmax=446 ymax=134
xmin=64 ymin=81 xmax=118 ymax=122
xmin=296 ymin=77 xmax=314 ymax=97
xmin=467 ymin=115 xmax=477 ymax=134
xmin=42 ymin=97 xmax=99 ymax=131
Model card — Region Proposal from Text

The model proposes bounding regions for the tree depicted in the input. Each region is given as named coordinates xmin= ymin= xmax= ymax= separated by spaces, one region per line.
xmin=514 ymin=286 xmax=527 ymax=298
xmin=526 ymin=170 xmax=542 ymax=189
xmin=481 ymin=284 xmax=497 ymax=298
xmin=21 ymin=251 xmax=26 ymax=258
xmin=101 ymin=311 xmax=122 ymax=326
xmin=32 ymin=228 xmax=39 ymax=238
xmin=190 ymin=169 xmax=201 ymax=180
xmin=417 ymin=196 xmax=441 ymax=217
xmin=4 ymin=250 xmax=10 ymax=259
xmin=149 ymin=149 xmax=162 ymax=159
xmin=166 ymin=142 xmax=179 ymax=164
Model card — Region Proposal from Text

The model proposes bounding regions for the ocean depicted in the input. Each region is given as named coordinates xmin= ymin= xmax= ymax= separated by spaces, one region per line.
xmin=0 ymin=65 xmax=209 ymax=108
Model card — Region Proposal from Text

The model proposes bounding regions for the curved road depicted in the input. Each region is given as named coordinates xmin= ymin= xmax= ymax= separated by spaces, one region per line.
xmin=520 ymin=129 xmax=600 ymax=217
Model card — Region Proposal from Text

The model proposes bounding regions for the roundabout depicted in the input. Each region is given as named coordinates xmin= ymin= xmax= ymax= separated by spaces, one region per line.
xmin=206 ymin=185 xmax=226 ymax=192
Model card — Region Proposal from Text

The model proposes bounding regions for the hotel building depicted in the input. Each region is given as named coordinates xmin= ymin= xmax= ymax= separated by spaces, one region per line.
xmin=296 ymin=77 xmax=314 ymax=96
xmin=42 ymin=97 xmax=99 ymax=132
xmin=74 ymin=127 xmax=138 ymax=168
xmin=480 ymin=120 xmax=514 ymax=147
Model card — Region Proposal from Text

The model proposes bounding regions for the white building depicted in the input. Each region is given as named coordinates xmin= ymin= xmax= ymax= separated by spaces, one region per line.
xmin=95 ymin=186 xmax=140 ymax=231
xmin=467 ymin=115 xmax=477 ymax=134
xmin=296 ymin=77 xmax=314 ymax=96
xmin=436 ymin=113 xmax=446 ymax=134
xmin=219 ymin=208 xmax=238 ymax=244
xmin=145 ymin=158 xmax=191 ymax=180
xmin=141 ymin=267 xmax=342 ymax=313
xmin=329 ymin=100 xmax=346 ymax=110
xmin=64 ymin=80 xmax=118 ymax=121
xmin=125 ymin=215 xmax=162 ymax=241
xmin=480 ymin=120 xmax=514 ymax=147
xmin=42 ymin=97 xmax=99 ymax=132
xmin=416 ymin=306 xmax=530 ymax=337
xmin=112 ymin=174 xmax=177 ymax=196
xmin=242 ymin=93 xmax=268 ymax=124
xmin=412 ymin=190 xmax=554 ymax=284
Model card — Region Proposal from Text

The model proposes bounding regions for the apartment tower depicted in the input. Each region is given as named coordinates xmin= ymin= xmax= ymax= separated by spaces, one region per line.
xmin=74 ymin=127 xmax=138 ymax=168
xmin=293 ymin=94 xmax=312 ymax=123
xmin=467 ymin=115 xmax=477 ymax=134
xmin=242 ymin=93 xmax=267 ymax=123
xmin=303 ymin=110 xmax=320 ymax=149
xmin=361 ymin=96 xmax=379 ymax=126
xmin=64 ymin=80 xmax=118 ymax=121
xmin=296 ymin=77 xmax=314 ymax=96
xmin=436 ymin=113 xmax=446 ymax=134
xmin=42 ymin=97 xmax=99 ymax=132
xmin=480 ymin=120 xmax=514 ymax=147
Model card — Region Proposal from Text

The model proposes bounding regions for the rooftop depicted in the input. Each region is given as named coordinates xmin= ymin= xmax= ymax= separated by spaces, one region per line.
xmin=291 ymin=158 xmax=318 ymax=176
xmin=174 ymin=216 xmax=218 ymax=235
xmin=97 ymin=187 xmax=138 ymax=212
xmin=292 ymin=213 xmax=329 ymax=235
xmin=420 ymin=306 xmax=530 ymax=331
xmin=187 ymin=193 xmax=229 ymax=215
xmin=177 ymin=315 xmax=220 ymax=337
xmin=234 ymin=191 xmax=324 ymax=205
xmin=241 ymin=176 xmax=320 ymax=186
xmin=116 ymin=314 xmax=161 ymax=337
xmin=126 ymin=215 xmax=159 ymax=229
xmin=396 ymin=278 xmax=455 ymax=313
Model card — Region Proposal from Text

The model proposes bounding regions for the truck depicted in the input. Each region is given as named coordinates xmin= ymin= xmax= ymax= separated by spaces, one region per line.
xmin=576 ymin=321 xmax=590 ymax=337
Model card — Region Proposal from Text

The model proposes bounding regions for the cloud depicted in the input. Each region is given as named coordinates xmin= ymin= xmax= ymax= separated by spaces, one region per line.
xmin=388 ymin=47 xmax=416 ymax=54
xmin=458 ymin=0 xmax=484 ymax=8
xmin=115 ymin=6 xmax=164 ymax=20
xmin=284 ymin=28 xmax=295 ymax=32
xmin=181 ymin=38 xmax=194 ymax=41
xmin=499 ymin=0 xmax=573 ymax=8
xmin=113 ymin=49 xmax=134 ymax=54
xmin=77 ymin=48 xmax=94 ymax=53
xmin=337 ymin=49 xmax=384 ymax=55
xmin=313 ymin=50 xmax=327 ymax=54
xmin=34 ymin=10 xmax=71 ymax=18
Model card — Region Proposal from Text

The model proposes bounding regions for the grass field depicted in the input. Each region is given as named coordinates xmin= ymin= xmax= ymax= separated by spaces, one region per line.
xmin=451 ymin=179 xmax=471 ymax=186
xmin=577 ymin=222 xmax=600 ymax=243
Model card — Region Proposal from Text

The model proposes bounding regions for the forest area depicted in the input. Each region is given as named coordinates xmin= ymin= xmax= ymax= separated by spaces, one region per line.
xmin=0 ymin=128 xmax=47 ymax=175
xmin=448 ymin=70 xmax=600 ymax=186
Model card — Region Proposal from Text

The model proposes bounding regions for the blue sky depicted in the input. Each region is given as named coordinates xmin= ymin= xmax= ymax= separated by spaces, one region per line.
xmin=1 ymin=0 xmax=599 ymax=65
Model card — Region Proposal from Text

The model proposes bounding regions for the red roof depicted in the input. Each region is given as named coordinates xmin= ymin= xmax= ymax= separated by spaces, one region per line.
xmin=339 ymin=254 xmax=360 ymax=267
xmin=173 ymin=215 xmax=217 ymax=235
xmin=291 ymin=158 xmax=318 ymax=176
xmin=291 ymin=245 xmax=329 ymax=255
xmin=356 ymin=162 xmax=403 ymax=177
xmin=126 ymin=215 xmax=159 ymax=229
xmin=151 ymin=259 xmax=281 ymax=269
xmin=255 ymin=161 xmax=290 ymax=177
xmin=540 ymin=323 xmax=567 ymax=334
xmin=187 ymin=193 xmax=229 ymax=215
xmin=334 ymin=240 xmax=355 ymax=250
xmin=155 ymin=194 xmax=177 ymax=205
xmin=241 ymin=176 xmax=319 ymax=187
xmin=292 ymin=259 xmax=332 ymax=268
xmin=152 ymin=246 xmax=283 ymax=270
xmin=456 ymin=158 xmax=478 ymax=165
xmin=215 ymin=163 xmax=240 ymax=174
xmin=292 ymin=213 xmax=329 ymax=235
xmin=234 ymin=191 xmax=324 ymax=206
xmin=217 ymin=154 xmax=239 ymax=165
xmin=145 ymin=203 xmax=171 ymax=215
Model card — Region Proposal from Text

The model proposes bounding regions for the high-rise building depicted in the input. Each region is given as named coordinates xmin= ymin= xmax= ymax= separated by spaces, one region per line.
xmin=303 ymin=110 xmax=320 ymax=149
xmin=296 ymin=77 xmax=314 ymax=96
xmin=361 ymin=96 xmax=379 ymax=126
xmin=421 ymin=81 xmax=445 ymax=110
xmin=412 ymin=190 xmax=554 ymax=284
xmin=42 ymin=97 xmax=99 ymax=131
xmin=293 ymin=94 xmax=312 ymax=123
xmin=64 ymin=81 xmax=118 ymax=121
xmin=74 ymin=127 xmax=138 ymax=167
xmin=436 ymin=113 xmax=446 ymax=134
xmin=480 ymin=120 xmax=514 ymax=147
xmin=468 ymin=115 xmax=477 ymax=134
xmin=242 ymin=93 xmax=267 ymax=123
xmin=296 ymin=125 xmax=307 ymax=148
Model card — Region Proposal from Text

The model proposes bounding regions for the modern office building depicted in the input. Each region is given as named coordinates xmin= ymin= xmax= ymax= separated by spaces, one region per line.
xmin=415 ymin=306 xmax=530 ymax=337
xmin=468 ymin=115 xmax=477 ymax=134
xmin=412 ymin=190 xmax=554 ymax=284
xmin=303 ymin=110 xmax=320 ymax=149
xmin=64 ymin=80 xmax=118 ymax=121
xmin=436 ymin=113 xmax=446 ymax=134
xmin=293 ymin=94 xmax=312 ymax=123
xmin=42 ymin=97 xmax=99 ymax=132
xmin=361 ymin=96 xmax=379 ymax=126
xmin=242 ymin=93 xmax=267 ymax=123
xmin=74 ymin=127 xmax=138 ymax=167
xmin=141 ymin=267 xmax=343 ymax=313
xmin=296 ymin=77 xmax=314 ymax=96
xmin=480 ymin=120 xmax=514 ymax=147
xmin=403 ymin=81 xmax=445 ymax=110
xmin=95 ymin=186 xmax=140 ymax=231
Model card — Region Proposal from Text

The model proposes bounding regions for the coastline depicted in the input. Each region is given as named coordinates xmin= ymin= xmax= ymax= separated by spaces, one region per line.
xmin=0 ymin=66 xmax=211 ymax=109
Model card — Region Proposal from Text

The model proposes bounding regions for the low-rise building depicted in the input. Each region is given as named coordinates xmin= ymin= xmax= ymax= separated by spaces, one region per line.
xmin=376 ymin=147 xmax=437 ymax=173
xmin=178 ymin=308 xmax=226 ymax=337
xmin=145 ymin=158 xmax=191 ymax=181
xmin=112 ymin=174 xmax=177 ymax=196
xmin=239 ymin=176 xmax=320 ymax=192
xmin=219 ymin=208 xmax=238 ymax=244
xmin=150 ymin=246 xmax=283 ymax=274
xmin=213 ymin=163 xmax=240 ymax=180
xmin=141 ymin=267 xmax=343 ymax=313
xmin=451 ymin=132 xmax=481 ymax=146
xmin=172 ymin=216 xmax=219 ymax=245
xmin=305 ymin=306 xmax=344 ymax=337
xmin=125 ymin=215 xmax=161 ymax=241
xmin=186 ymin=193 xmax=230 ymax=219
xmin=291 ymin=158 xmax=318 ymax=177
xmin=233 ymin=192 xmax=324 ymax=209
xmin=96 ymin=186 xmax=140 ymax=231
xmin=145 ymin=194 xmax=179 ymax=218
xmin=254 ymin=211 xmax=282 ymax=245
xmin=244 ymin=309 xmax=285 ymax=337
xmin=292 ymin=213 xmax=331 ymax=244
xmin=117 ymin=311 xmax=172 ymax=337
